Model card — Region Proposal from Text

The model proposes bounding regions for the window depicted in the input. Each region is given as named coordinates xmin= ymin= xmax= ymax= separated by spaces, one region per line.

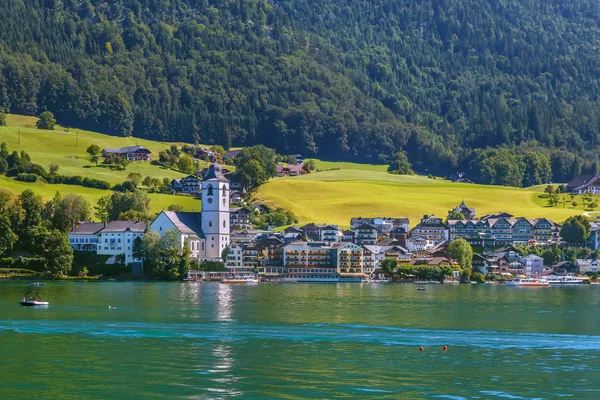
xmin=202 ymin=243 xmax=204 ymax=250
xmin=223 ymin=198 xmax=226 ymax=206
xmin=207 ymin=185 xmax=213 ymax=196
xmin=209 ymin=221 xmax=212 ymax=227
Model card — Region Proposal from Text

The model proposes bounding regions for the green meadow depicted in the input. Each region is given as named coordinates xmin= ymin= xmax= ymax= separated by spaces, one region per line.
xmin=0 ymin=114 xmax=205 ymax=186
xmin=255 ymin=170 xmax=584 ymax=228
xmin=0 ymin=115 xmax=204 ymax=213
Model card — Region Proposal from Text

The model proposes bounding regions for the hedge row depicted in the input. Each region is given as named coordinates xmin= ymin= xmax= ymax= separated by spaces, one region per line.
xmin=0 ymin=257 xmax=46 ymax=272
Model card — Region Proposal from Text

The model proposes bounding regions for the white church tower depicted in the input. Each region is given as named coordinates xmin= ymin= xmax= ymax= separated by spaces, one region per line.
xmin=201 ymin=163 xmax=230 ymax=259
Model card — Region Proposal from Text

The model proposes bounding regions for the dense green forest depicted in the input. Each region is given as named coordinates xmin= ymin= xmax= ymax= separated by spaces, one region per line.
xmin=2 ymin=0 xmax=600 ymax=184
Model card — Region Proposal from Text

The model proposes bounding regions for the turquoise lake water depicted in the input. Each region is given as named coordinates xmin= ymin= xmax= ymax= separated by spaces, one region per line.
xmin=1 ymin=281 xmax=600 ymax=399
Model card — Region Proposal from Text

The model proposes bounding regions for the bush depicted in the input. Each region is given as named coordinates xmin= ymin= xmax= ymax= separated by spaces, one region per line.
xmin=16 ymin=173 xmax=38 ymax=182
xmin=65 ymin=175 xmax=84 ymax=185
xmin=36 ymin=111 xmax=56 ymax=130
xmin=471 ymin=272 xmax=485 ymax=283
xmin=83 ymin=177 xmax=110 ymax=190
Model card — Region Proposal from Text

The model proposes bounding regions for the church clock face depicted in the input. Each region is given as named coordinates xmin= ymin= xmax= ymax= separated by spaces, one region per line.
xmin=207 ymin=198 xmax=213 ymax=204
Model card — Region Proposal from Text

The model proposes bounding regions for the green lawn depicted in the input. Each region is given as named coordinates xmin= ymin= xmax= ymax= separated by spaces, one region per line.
xmin=306 ymin=159 xmax=388 ymax=172
xmin=254 ymin=169 xmax=585 ymax=228
xmin=0 ymin=114 xmax=211 ymax=186
xmin=0 ymin=114 xmax=208 ymax=215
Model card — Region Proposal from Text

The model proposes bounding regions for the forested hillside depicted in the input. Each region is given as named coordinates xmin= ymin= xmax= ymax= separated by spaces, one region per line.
xmin=2 ymin=0 xmax=600 ymax=184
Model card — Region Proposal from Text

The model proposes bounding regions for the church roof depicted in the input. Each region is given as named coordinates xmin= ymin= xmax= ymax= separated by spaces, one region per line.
xmin=203 ymin=163 xmax=229 ymax=182
xmin=163 ymin=211 xmax=205 ymax=238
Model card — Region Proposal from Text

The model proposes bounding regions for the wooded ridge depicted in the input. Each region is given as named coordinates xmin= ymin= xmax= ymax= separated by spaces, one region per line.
xmin=1 ymin=0 xmax=600 ymax=184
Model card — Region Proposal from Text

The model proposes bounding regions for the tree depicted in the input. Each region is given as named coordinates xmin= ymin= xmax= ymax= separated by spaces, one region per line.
xmin=0 ymin=108 xmax=6 ymax=126
xmin=388 ymin=151 xmax=414 ymax=175
xmin=94 ymin=195 xmax=111 ymax=222
xmin=168 ymin=204 xmax=184 ymax=212
xmin=143 ymin=176 xmax=152 ymax=188
xmin=221 ymin=247 xmax=230 ymax=263
xmin=49 ymin=164 xmax=59 ymax=175
xmin=177 ymin=154 xmax=195 ymax=174
xmin=380 ymin=258 xmax=398 ymax=280
xmin=36 ymin=111 xmax=56 ymax=130
xmin=127 ymin=172 xmax=143 ymax=188
xmin=560 ymin=215 xmax=591 ymax=244
xmin=52 ymin=193 xmax=91 ymax=232
xmin=304 ymin=159 xmax=316 ymax=171
xmin=0 ymin=214 xmax=17 ymax=256
xmin=572 ymin=201 xmax=578 ymax=208
xmin=447 ymin=211 xmax=465 ymax=222
xmin=448 ymin=239 xmax=473 ymax=270
xmin=234 ymin=145 xmax=277 ymax=191
xmin=86 ymin=144 xmax=102 ymax=166
xmin=210 ymin=145 xmax=226 ymax=156
xmin=45 ymin=229 xmax=74 ymax=277
xmin=544 ymin=185 xmax=555 ymax=196
xmin=118 ymin=157 xmax=130 ymax=170
xmin=18 ymin=189 xmax=43 ymax=229
xmin=28 ymin=226 xmax=73 ymax=277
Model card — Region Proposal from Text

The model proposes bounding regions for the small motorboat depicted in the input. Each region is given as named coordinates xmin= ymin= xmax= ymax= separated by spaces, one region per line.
xmin=417 ymin=287 xmax=426 ymax=292
xmin=221 ymin=275 xmax=260 ymax=285
xmin=19 ymin=291 xmax=49 ymax=306
xmin=27 ymin=282 xmax=45 ymax=287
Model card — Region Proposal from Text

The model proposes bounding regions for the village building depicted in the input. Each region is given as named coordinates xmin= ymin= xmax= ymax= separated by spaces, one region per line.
xmin=230 ymin=207 xmax=252 ymax=230
xmin=225 ymin=243 xmax=259 ymax=274
xmin=342 ymin=230 xmax=356 ymax=242
xmin=301 ymin=223 xmax=324 ymax=241
xmin=566 ymin=175 xmax=600 ymax=194
xmin=69 ymin=221 xmax=146 ymax=265
xmin=590 ymin=223 xmax=600 ymax=250
xmin=410 ymin=215 xmax=448 ymax=247
xmin=353 ymin=224 xmax=378 ymax=245
xmin=149 ymin=163 xmax=230 ymax=261
xmin=276 ymin=163 xmax=311 ymax=177
xmin=169 ymin=175 xmax=201 ymax=194
xmin=520 ymin=254 xmax=544 ymax=277
xmin=230 ymin=191 xmax=244 ymax=204
xmin=576 ymin=259 xmax=600 ymax=274
xmin=448 ymin=217 xmax=557 ymax=246
xmin=350 ymin=217 xmax=410 ymax=234
xmin=448 ymin=201 xmax=476 ymax=220
xmin=102 ymin=145 xmax=151 ymax=161
xmin=320 ymin=225 xmax=342 ymax=242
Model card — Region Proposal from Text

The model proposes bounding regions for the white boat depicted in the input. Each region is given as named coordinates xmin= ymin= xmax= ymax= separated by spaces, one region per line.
xmin=545 ymin=275 xmax=587 ymax=285
xmin=19 ymin=291 xmax=49 ymax=306
xmin=27 ymin=282 xmax=45 ymax=287
xmin=221 ymin=275 xmax=260 ymax=285
xmin=506 ymin=276 xmax=549 ymax=287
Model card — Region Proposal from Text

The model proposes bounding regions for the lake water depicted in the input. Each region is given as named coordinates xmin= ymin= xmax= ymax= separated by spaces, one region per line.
xmin=1 ymin=281 xmax=600 ymax=399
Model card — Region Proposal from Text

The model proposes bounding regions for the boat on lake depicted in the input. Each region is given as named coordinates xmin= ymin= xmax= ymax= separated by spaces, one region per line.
xmin=27 ymin=282 xmax=45 ymax=287
xmin=221 ymin=275 xmax=260 ymax=285
xmin=19 ymin=291 xmax=49 ymax=306
xmin=506 ymin=276 xmax=549 ymax=287
xmin=545 ymin=275 xmax=587 ymax=285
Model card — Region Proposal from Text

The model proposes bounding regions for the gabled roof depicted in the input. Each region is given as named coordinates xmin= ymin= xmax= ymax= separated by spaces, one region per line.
xmin=162 ymin=211 xmax=204 ymax=238
xmin=70 ymin=222 xmax=105 ymax=235
xmin=203 ymin=163 xmax=228 ymax=182
xmin=567 ymin=174 xmax=600 ymax=190
xmin=224 ymin=149 xmax=242 ymax=159
xmin=104 ymin=145 xmax=150 ymax=154
xmin=100 ymin=221 xmax=147 ymax=233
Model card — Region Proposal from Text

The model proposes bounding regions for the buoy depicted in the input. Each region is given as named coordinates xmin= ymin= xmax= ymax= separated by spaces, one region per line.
xmin=443 ymin=345 xmax=448 ymax=351
xmin=419 ymin=347 xmax=424 ymax=351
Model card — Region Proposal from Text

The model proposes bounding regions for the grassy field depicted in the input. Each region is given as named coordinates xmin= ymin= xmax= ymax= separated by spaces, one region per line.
xmin=254 ymin=170 xmax=585 ymax=228
xmin=0 ymin=114 xmax=210 ymax=186
xmin=0 ymin=114 xmax=208 ymax=214
xmin=306 ymin=159 xmax=388 ymax=172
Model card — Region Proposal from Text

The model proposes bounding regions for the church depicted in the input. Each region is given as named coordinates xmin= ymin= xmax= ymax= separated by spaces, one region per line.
xmin=149 ymin=163 xmax=230 ymax=261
